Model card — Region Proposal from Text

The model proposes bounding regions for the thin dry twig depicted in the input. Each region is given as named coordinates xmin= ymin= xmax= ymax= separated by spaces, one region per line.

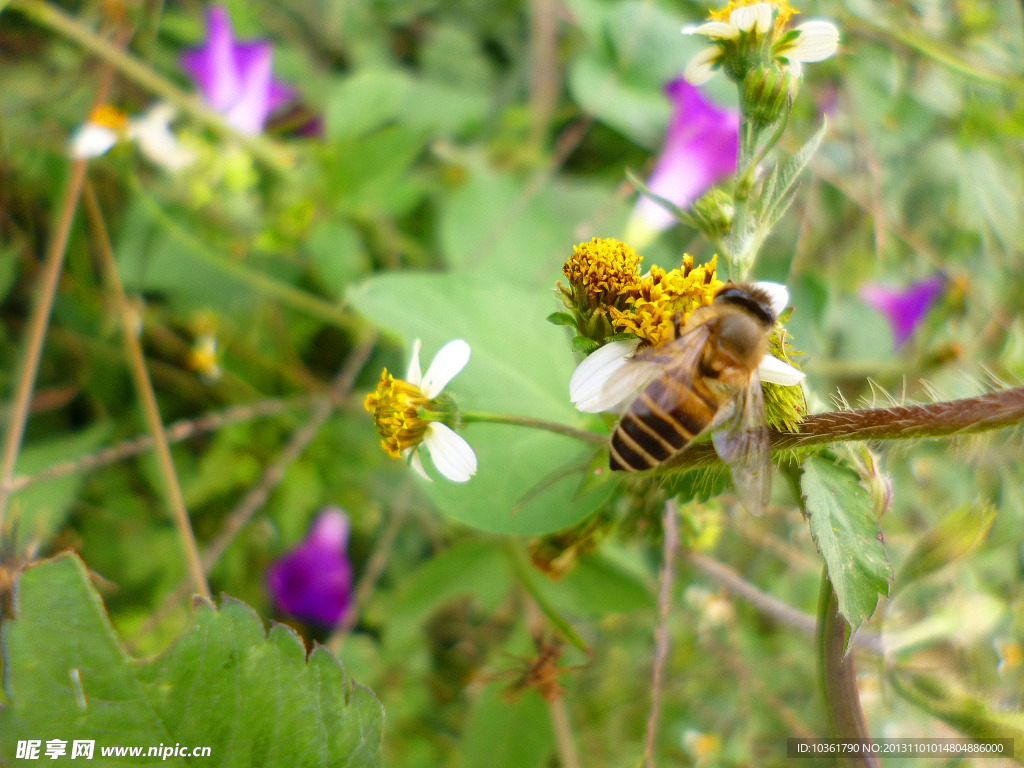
xmin=0 ymin=27 xmax=126 ymax=528
xmin=643 ymin=497 xmax=679 ymax=768
xmin=687 ymin=551 xmax=883 ymax=654
xmin=3 ymin=394 xmax=319 ymax=494
xmin=84 ymin=183 xmax=211 ymax=601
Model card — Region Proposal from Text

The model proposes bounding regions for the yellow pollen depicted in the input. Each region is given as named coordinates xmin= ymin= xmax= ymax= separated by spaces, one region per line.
xmin=88 ymin=104 xmax=130 ymax=131
xmin=186 ymin=336 xmax=221 ymax=379
xmin=562 ymin=237 xmax=642 ymax=307
xmin=609 ymin=254 xmax=723 ymax=346
xmin=364 ymin=369 xmax=430 ymax=458
xmin=707 ymin=0 xmax=798 ymax=31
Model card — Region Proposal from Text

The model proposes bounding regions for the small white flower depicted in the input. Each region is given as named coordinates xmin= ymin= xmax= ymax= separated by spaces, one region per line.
xmin=69 ymin=123 xmax=120 ymax=159
xmin=403 ymin=339 xmax=477 ymax=483
xmin=67 ymin=102 xmax=194 ymax=172
xmin=775 ymin=20 xmax=840 ymax=78
xmin=569 ymin=281 xmax=805 ymax=413
xmin=128 ymin=104 xmax=195 ymax=172
xmin=682 ymin=2 xmax=839 ymax=86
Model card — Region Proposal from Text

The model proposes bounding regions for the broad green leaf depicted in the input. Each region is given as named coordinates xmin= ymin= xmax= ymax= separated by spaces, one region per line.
xmin=305 ymin=218 xmax=371 ymax=300
xmin=800 ymin=454 xmax=892 ymax=632
xmin=542 ymin=553 xmax=655 ymax=615
xmin=439 ymin=170 xmax=625 ymax=287
xmin=8 ymin=424 xmax=110 ymax=546
xmin=348 ymin=273 xmax=613 ymax=534
xmin=568 ymin=53 xmax=669 ymax=150
xmin=0 ymin=554 xmax=384 ymax=767
xmin=462 ymin=685 xmax=553 ymax=768
xmin=326 ymin=68 xmax=412 ymax=140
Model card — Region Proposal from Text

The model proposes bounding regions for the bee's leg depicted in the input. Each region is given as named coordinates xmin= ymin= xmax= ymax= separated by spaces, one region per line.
xmin=671 ymin=311 xmax=685 ymax=339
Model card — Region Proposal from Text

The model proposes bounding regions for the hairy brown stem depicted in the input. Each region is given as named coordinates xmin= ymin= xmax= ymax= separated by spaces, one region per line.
xmin=661 ymin=387 xmax=1024 ymax=472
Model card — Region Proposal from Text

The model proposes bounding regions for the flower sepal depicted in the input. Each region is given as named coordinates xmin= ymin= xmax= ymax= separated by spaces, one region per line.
xmin=689 ymin=187 xmax=736 ymax=243
xmin=742 ymin=63 xmax=796 ymax=128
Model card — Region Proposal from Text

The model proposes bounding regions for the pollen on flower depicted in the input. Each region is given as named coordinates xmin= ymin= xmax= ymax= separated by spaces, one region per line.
xmin=707 ymin=0 xmax=798 ymax=32
xmin=88 ymin=104 xmax=130 ymax=131
xmin=609 ymin=254 xmax=723 ymax=346
xmin=562 ymin=237 xmax=642 ymax=308
xmin=364 ymin=370 xmax=429 ymax=458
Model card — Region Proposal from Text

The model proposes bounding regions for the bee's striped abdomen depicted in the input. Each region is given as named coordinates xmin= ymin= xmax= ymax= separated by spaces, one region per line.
xmin=609 ymin=376 xmax=722 ymax=471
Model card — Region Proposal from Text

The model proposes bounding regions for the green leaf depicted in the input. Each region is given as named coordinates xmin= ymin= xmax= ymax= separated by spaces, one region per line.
xmin=348 ymin=273 xmax=613 ymax=534
xmin=570 ymin=335 xmax=598 ymax=354
xmin=543 ymin=553 xmax=655 ymax=614
xmin=760 ymin=118 xmax=827 ymax=229
xmin=800 ymin=454 xmax=892 ymax=632
xmin=326 ymin=68 xmax=412 ymax=140
xmin=462 ymin=685 xmax=554 ymax=768
xmin=546 ymin=311 xmax=577 ymax=328
xmin=0 ymin=554 xmax=384 ymax=767
xmin=8 ymin=424 xmax=111 ymax=546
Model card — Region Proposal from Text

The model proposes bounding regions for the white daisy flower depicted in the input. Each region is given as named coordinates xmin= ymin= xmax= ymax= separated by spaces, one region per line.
xmin=569 ymin=281 xmax=805 ymax=413
xmin=68 ymin=102 xmax=194 ymax=172
xmin=682 ymin=1 xmax=839 ymax=86
xmin=364 ymin=339 xmax=478 ymax=483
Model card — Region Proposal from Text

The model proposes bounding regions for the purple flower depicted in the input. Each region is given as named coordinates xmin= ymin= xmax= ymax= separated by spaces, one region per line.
xmin=179 ymin=6 xmax=293 ymax=135
xmin=625 ymin=79 xmax=739 ymax=248
xmin=266 ymin=507 xmax=353 ymax=627
xmin=860 ymin=275 xmax=946 ymax=348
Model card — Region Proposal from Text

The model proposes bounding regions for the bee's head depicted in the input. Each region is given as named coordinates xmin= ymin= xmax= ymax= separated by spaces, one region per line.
xmin=713 ymin=283 xmax=777 ymax=327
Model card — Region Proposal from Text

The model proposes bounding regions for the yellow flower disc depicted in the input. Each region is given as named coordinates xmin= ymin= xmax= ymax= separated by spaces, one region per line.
xmin=562 ymin=237 xmax=642 ymax=307
xmin=364 ymin=370 xmax=429 ymax=458
xmin=610 ymin=254 xmax=723 ymax=346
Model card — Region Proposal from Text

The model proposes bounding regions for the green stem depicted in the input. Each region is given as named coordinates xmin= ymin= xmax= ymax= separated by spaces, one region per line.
xmin=9 ymin=0 xmax=293 ymax=172
xmin=815 ymin=569 xmax=879 ymax=768
xmin=503 ymin=540 xmax=588 ymax=652
xmin=134 ymin=189 xmax=359 ymax=332
xmin=460 ymin=411 xmax=607 ymax=446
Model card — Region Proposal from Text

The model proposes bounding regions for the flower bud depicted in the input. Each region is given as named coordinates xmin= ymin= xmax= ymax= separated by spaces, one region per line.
xmin=690 ymin=188 xmax=735 ymax=243
xmin=742 ymin=64 xmax=796 ymax=127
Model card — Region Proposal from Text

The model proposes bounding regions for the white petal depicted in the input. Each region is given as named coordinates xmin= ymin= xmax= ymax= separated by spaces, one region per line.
xmin=787 ymin=21 xmax=840 ymax=63
xmin=758 ymin=354 xmax=805 ymax=386
xmin=423 ymin=423 xmax=477 ymax=482
xmin=731 ymin=3 xmax=772 ymax=33
xmin=754 ymin=281 xmax=789 ymax=318
xmin=406 ymin=339 xmax=423 ymax=386
xmin=786 ymin=59 xmax=804 ymax=80
xmin=421 ymin=339 xmax=471 ymax=398
xmin=69 ymin=123 xmax=118 ymax=159
xmin=684 ymin=46 xmax=722 ymax=86
xmin=683 ymin=21 xmax=738 ymax=39
xmin=569 ymin=340 xmax=638 ymax=405
xmin=407 ymin=448 xmax=432 ymax=482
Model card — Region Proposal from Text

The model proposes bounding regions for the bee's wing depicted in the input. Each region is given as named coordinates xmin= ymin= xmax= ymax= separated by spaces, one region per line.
xmin=712 ymin=371 xmax=771 ymax=516
xmin=587 ymin=324 xmax=713 ymax=413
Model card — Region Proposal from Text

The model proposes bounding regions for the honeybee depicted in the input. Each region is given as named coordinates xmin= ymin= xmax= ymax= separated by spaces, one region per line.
xmin=608 ymin=283 xmax=784 ymax=515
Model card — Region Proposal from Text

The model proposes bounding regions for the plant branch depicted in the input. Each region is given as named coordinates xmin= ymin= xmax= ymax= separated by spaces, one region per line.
xmin=660 ymin=387 xmax=1024 ymax=473
xmin=688 ymin=552 xmax=883 ymax=654
xmin=816 ymin=569 xmax=879 ymax=768
xmin=643 ymin=497 xmax=679 ymax=768
xmin=460 ymin=411 xmax=607 ymax=446
xmin=9 ymin=0 xmax=294 ymax=171
xmin=83 ymin=182 xmax=210 ymax=601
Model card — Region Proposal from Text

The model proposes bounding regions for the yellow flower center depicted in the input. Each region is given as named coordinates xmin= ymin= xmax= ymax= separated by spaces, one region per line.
xmin=562 ymin=238 xmax=642 ymax=307
xmin=364 ymin=370 xmax=430 ymax=458
xmin=88 ymin=104 xmax=130 ymax=131
xmin=707 ymin=0 xmax=798 ymax=34
xmin=609 ymin=254 xmax=723 ymax=346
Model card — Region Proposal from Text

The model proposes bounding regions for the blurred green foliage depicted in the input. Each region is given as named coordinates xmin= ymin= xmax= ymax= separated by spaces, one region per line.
xmin=1 ymin=0 xmax=1023 ymax=764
